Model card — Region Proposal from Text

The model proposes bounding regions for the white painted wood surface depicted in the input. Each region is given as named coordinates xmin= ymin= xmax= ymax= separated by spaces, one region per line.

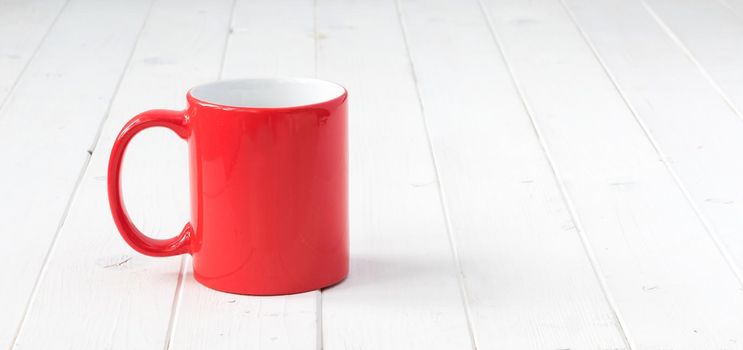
xmin=226 ymin=0 xmax=315 ymax=79
xmin=644 ymin=0 xmax=743 ymax=116
xmin=565 ymin=0 xmax=743 ymax=310
xmin=397 ymin=0 xmax=628 ymax=348
xmin=722 ymin=0 xmax=743 ymax=17
xmin=0 ymin=0 xmax=67 ymax=105
xmin=2 ymin=0 xmax=743 ymax=348
xmin=0 ymin=0 xmax=152 ymax=347
xmin=480 ymin=0 xmax=743 ymax=348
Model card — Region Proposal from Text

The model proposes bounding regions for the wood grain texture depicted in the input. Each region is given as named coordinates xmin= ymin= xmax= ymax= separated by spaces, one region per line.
xmin=566 ymin=0 xmax=743 ymax=316
xmin=720 ymin=0 xmax=743 ymax=18
xmin=316 ymin=0 xmax=474 ymax=348
xmin=0 ymin=0 xmax=67 ymax=105
xmin=173 ymin=263 xmax=319 ymax=350
xmin=396 ymin=0 xmax=629 ymax=348
xmin=643 ymin=0 xmax=743 ymax=117
xmin=168 ymin=1 xmax=319 ymax=348
xmin=226 ymin=0 xmax=315 ymax=78
xmin=480 ymin=0 xmax=743 ymax=348
xmin=11 ymin=0 xmax=233 ymax=348
xmin=0 ymin=0 xmax=153 ymax=347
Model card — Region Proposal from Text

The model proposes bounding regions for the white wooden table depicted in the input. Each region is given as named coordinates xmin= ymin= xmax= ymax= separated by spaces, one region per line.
xmin=2 ymin=0 xmax=743 ymax=348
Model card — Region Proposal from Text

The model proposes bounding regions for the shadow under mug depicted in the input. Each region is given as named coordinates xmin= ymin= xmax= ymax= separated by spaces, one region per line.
xmin=107 ymin=78 xmax=348 ymax=295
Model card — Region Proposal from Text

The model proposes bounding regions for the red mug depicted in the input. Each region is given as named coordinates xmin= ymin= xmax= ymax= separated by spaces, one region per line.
xmin=108 ymin=78 xmax=348 ymax=295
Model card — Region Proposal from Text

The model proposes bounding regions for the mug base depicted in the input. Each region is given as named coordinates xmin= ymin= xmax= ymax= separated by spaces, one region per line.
xmin=193 ymin=272 xmax=349 ymax=296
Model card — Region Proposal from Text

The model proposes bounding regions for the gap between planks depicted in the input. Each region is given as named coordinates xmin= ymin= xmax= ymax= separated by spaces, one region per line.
xmin=9 ymin=153 xmax=91 ymax=349
xmin=8 ymin=0 xmax=158 ymax=346
xmin=164 ymin=256 xmax=188 ymax=350
xmin=717 ymin=0 xmax=743 ymax=25
xmin=640 ymin=0 xmax=743 ymax=121
xmin=0 ymin=0 xmax=71 ymax=115
xmin=474 ymin=0 xmax=636 ymax=348
xmin=561 ymin=0 xmax=743 ymax=288
xmin=393 ymin=0 xmax=479 ymax=349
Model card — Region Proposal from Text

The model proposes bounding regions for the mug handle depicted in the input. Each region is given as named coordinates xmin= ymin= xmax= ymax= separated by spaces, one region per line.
xmin=107 ymin=109 xmax=192 ymax=257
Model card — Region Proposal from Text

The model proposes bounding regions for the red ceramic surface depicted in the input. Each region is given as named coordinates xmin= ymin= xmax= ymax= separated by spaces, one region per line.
xmin=108 ymin=78 xmax=348 ymax=295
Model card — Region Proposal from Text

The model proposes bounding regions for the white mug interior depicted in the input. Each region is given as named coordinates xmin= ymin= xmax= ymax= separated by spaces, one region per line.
xmin=189 ymin=78 xmax=346 ymax=108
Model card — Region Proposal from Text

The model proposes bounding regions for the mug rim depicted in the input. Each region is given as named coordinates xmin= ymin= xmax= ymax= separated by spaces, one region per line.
xmin=187 ymin=77 xmax=348 ymax=111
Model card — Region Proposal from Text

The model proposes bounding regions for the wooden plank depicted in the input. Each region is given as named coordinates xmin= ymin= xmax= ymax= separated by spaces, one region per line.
xmin=720 ymin=0 xmax=743 ymax=18
xmin=226 ymin=0 xmax=315 ymax=78
xmin=10 ymin=0 xmax=234 ymax=348
xmin=479 ymin=0 xmax=743 ymax=348
xmin=395 ymin=0 xmax=629 ymax=348
xmin=565 ymin=0 xmax=743 ymax=312
xmin=168 ymin=1 xmax=319 ymax=348
xmin=316 ymin=0 xmax=473 ymax=348
xmin=172 ymin=288 xmax=319 ymax=350
xmin=643 ymin=0 xmax=743 ymax=116
xmin=0 ymin=0 xmax=67 ymax=104
xmin=0 ymin=0 xmax=153 ymax=348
